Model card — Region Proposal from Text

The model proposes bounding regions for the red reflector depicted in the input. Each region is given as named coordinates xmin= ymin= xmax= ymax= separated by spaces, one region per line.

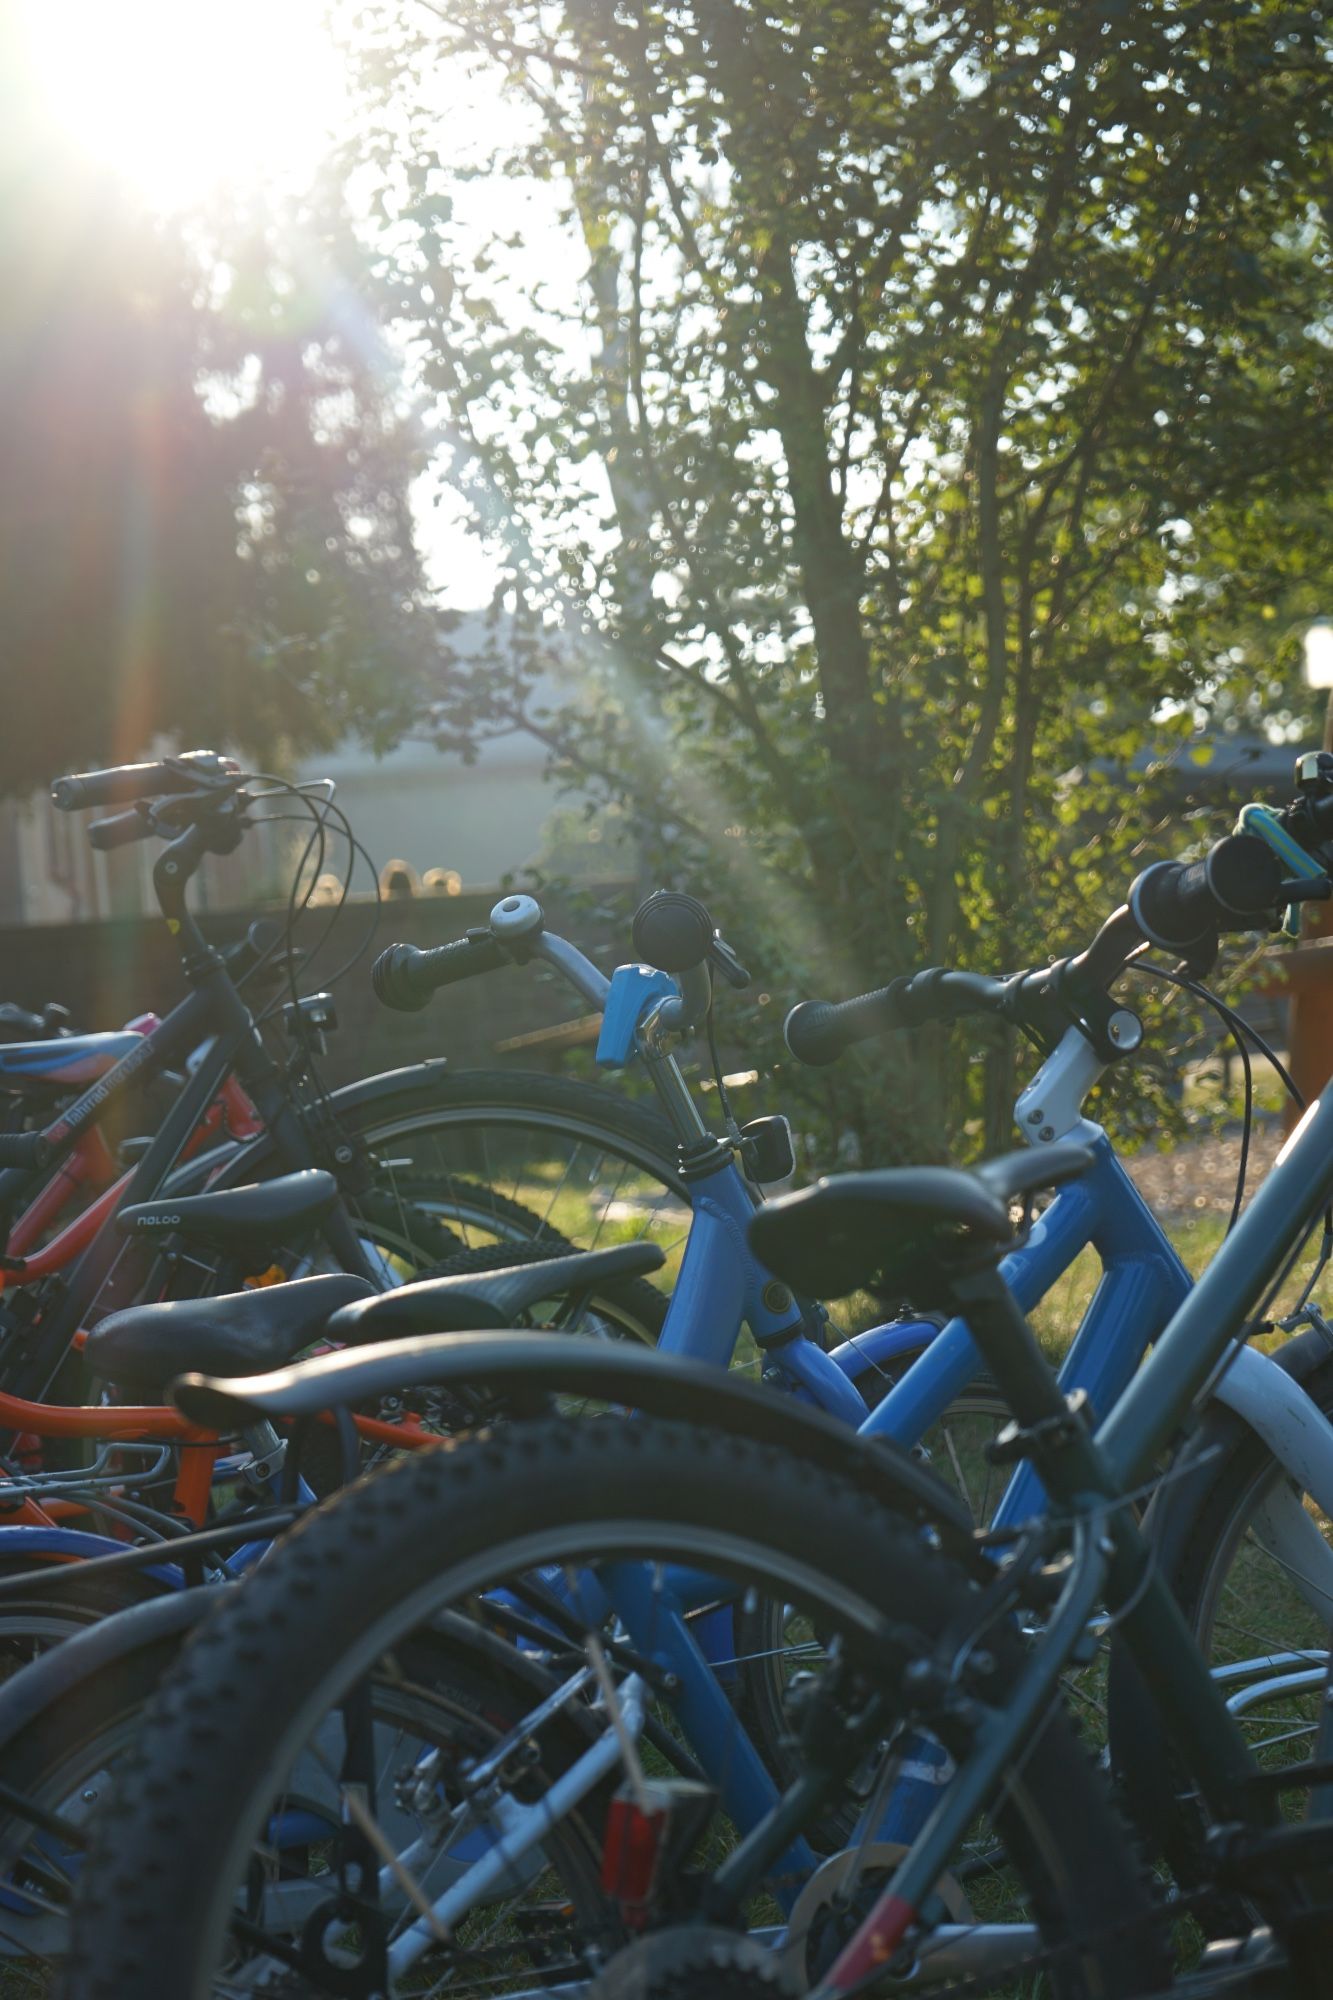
xmin=825 ymin=1893 xmax=917 ymax=1990
xmin=600 ymin=1790 xmax=669 ymax=1918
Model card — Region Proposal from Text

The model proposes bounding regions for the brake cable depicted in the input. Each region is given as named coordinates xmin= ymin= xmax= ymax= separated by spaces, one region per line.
xmin=239 ymin=777 xmax=385 ymax=1143
xmin=1126 ymin=957 xmax=1333 ymax=1335
xmin=1125 ymin=959 xmax=1289 ymax=1238
xmin=704 ymin=997 xmax=768 ymax=1201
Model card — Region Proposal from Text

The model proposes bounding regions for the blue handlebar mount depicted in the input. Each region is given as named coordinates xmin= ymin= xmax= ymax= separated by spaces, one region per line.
xmin=596 ymin=964 xmax=680 ymax=1068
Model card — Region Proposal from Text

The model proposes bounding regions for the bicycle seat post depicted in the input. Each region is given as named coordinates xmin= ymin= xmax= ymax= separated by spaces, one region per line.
xmin=949 ymin=1262 xmax=1116 ymax=1511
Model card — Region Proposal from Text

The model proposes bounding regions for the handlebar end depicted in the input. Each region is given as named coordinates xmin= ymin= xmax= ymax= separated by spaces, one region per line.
xmin=370 ymin=943 xmax=435 ymax=1011
xmin=632 ymin=891 xmax=715 ymax=975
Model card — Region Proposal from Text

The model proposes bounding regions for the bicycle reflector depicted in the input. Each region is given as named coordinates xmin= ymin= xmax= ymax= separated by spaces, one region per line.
xmin=600 ymin=1779 xmax=716 ymax=1926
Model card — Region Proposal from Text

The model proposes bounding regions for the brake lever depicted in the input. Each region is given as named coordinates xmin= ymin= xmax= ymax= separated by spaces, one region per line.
xmin=707 ymin=936 xmax=751 ymax=990
xmin=1281 ymin=875 xmax=1332 ymax=904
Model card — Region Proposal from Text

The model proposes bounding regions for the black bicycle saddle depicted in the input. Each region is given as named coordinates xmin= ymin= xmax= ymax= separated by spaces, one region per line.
xmin=749 ymin=1142 xmax=1092 ymax=1304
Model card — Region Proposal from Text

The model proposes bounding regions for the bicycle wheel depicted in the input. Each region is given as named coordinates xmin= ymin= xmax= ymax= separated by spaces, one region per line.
xmin=0 ymin=1607 xmax=612 ymax=1981
xmin=1109 ymin=1337 xmax=1333 ymax=1882
xmin=285 ymin=1067 xmax=691 ymax=1289
xmin=64 ymin=1418 xmax=1163 ymax=1999
xmin=735 ymin=1383 xmax=1011 ymax=1822
xmin=0 ymin=1607 xmax=192 ymax=1968
xmin=0 ymin=1557 xmax=165 ymax=1686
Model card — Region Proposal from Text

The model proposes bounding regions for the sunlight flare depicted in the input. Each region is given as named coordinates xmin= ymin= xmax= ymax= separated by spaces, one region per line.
xmin=18 ymin=0 xmax=345 ymax=211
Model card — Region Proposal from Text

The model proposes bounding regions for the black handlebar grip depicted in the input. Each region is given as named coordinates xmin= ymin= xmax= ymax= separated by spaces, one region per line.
xmin=0 ymin=1132 xmax=53 ymax=1171
xmin=51 ymin=751 xmax=234 ymax=813
xmin=784 ymin=985 xmax=906 ymax=1066
xmin=0 ymin=1004 xmax=47 ymax=1040
xmin=1207 ymin=833 xmax=1286 ymax=917
xmin=371 ymin=934 xmax=509 ymax=1011
xmin=88 ymin=808 xmax=153 ymax=852
xmin=1131 ymin=834 xmax=1284 ymax=951
xmin=631 ymin=892 xmax=715 ymax=974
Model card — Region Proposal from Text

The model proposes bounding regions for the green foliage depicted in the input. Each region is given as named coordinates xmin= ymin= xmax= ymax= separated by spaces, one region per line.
xmin=0 ymin=20 xmax=437 ymax=795
xmin=359 ymin=4 xmax=1332 ymax=1154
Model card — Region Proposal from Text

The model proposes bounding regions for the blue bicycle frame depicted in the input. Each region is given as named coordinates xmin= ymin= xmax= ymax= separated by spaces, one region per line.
xmin=615 ymin=1131 xmax=1189 ymax=1876
xmin=0 ymin=950 xmax=1197 ymax=1919
xmin=542 ymin=961 xmax=1194 ymax=1886
xmin=858 ymin=1130 xmax=1190 ymax=1523
xmin=638 ymin=990 xmax=1190 ymax=1540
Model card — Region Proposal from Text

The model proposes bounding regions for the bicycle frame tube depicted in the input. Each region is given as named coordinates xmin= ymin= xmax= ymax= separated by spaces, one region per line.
xmin=0 ymin=1031 xmax=247 ymax=1408
xmin=6 ymin=1124 xmax=119 ymax=1258
xmin=857 ymin=1133 xmax=1190 ymax=1521
xmin=655 ymin=1156 xmax=869 ymax=1426
xmin=0 ymin=983 xmax=227 ymax=1229
xmin=603 ymin=1559 xmax=820 ymax=1909
xmin=1102 ymin=1084 xmax=1333 ymax=1489
xmin=0 ymin=1524 xmax=185 ymax=1592
xmin=4 ymin=1136 xmax=123 ymax=1283
xmin=993 ymin=1138 xmax=1190 ymax=1525
xmin=4 ymin=1081 xmax=259 ymax=1287
xmin=654 ymin=1160 xmax=763 ymax=1370
xmin=856 ymin=1172 xmax=1101 ymax=1444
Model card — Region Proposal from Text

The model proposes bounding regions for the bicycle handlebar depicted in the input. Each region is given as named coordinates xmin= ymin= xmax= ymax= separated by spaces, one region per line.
xmin=785 ymin=833 xmax=1289 ymax=1068
xmin=0 ymin=1002 xmax=65 ymax=1041
xmin=372 ymin=887 xmax=722 ymax=1040
xmin=0 ymin=1133 xmax=53 ymax=1171
xmin=51 ymin=751 xmax=239 ymax=813
xmin=1129 ymin=833 xmax=1284 ymax=953
xmin=784 ymin=971 xmax=1014 ymax=1066
xmin=783 ymin=984 xmax=907 ymax=1066
xmin=371 ymin=934 xmax=509 ymax=1011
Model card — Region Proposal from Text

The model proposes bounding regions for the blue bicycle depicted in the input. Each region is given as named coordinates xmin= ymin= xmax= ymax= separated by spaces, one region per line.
xmin=11 ymin=797 xmax=1330 ymax=1988
xmin=55 ymin=793 xmax=1333 ymax=1997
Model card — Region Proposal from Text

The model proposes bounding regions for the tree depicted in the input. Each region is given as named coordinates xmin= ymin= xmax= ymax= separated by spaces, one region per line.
xmin=0 ymin=18 xmax=437 ymax=796
xmin=357 ymin=2 xmax=1332 ymax=1152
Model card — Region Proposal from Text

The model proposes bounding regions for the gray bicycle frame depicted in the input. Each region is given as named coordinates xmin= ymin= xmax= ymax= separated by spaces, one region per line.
xmin=811 ymin=1087 xmax=1333 ymax=1996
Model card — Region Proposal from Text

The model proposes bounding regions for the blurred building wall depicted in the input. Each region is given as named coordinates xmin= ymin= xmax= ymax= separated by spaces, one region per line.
xmin=1 ymin=619 xmax=636 ymax=923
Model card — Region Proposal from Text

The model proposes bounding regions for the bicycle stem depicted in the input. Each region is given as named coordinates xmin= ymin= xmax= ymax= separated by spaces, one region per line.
xmin=528 ymin=927 xmax=716 ymax=1153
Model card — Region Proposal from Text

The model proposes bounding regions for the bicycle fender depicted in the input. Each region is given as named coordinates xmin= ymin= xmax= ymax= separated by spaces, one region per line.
xmin=171 ymin=1331 xmax=980 ymax=1562
xmin=208 ymin=1059 xmax=456 ymax=1187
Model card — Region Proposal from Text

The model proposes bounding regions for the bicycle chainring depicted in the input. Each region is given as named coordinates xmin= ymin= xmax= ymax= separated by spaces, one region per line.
xmin=589 ymin=1925 xmax=798 ymax=1999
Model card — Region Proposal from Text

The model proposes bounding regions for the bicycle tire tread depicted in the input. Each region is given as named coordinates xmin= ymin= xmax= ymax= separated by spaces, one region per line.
xmin=64 ymin=1419 xmax=1161 ymax=1999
